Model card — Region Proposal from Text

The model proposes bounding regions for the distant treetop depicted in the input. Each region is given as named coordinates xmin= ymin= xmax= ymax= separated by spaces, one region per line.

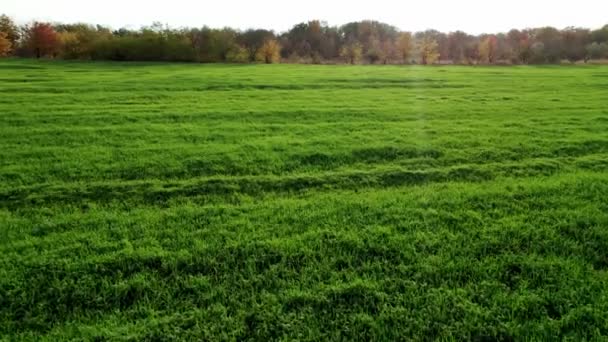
xmin=1 ymin=15 xmax=607 ymax=64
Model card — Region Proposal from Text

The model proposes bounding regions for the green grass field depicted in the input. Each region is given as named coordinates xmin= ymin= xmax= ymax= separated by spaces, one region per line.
xmin=1 ymin=59 xmax=608 ymax=341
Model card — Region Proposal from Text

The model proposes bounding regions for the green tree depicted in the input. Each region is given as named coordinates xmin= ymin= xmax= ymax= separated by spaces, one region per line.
xmin=226 ymin=45 xmax=249 ymax=63
xmin=188 ymin=27 xmax=238 ymax=62
xmin=531 ymin=27 xmax=563 ymax=63
xmin=591 ymin=25 xmax=608 ymax=43
xmin=56 ymin=23 xmax=112 ymax=59
xmin=586 ymin=42 xmax=608 ymax=60
xmin=529 ymin=42 xmax=546 ymax=64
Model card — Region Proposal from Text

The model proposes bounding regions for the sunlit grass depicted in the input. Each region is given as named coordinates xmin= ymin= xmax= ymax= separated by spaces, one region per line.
xmin=1 ymin=59 xmax=608 ymax=340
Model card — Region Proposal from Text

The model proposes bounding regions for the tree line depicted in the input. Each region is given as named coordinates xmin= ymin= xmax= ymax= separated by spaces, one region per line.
xmin=1 ymin=15 xmax=607 ymax=64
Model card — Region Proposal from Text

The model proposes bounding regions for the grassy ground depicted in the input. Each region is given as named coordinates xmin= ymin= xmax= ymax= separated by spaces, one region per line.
xmin=1 ymin=59 xmax=608 ymax=341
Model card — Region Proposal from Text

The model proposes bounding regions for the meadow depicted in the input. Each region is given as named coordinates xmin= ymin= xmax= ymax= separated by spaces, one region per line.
xmin=1 ymin=59 xmax=608 ymax=340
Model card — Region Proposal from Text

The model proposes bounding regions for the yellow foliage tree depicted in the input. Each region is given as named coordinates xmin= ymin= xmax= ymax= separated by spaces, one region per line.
xmin=340 ymin=42 xmax=363 ymax=64
xmin=478 ymin=36 xmax=498 ymax=64
xmin=396 ymin=32 xmax=413 ymax=63
xmin=255 ymin=39 xmax=281 ymax=64
xmin=417 ymin=37 xmax=440 ymax=65
xmin=58 ymin=31 xmax=81 ymax=59
xmin=0 ymin=32 xmax=12 ymax=57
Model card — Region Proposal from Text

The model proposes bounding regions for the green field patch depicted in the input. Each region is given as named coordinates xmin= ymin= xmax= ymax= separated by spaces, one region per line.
xmin=1 ymin=61 xmax=608 ymax=340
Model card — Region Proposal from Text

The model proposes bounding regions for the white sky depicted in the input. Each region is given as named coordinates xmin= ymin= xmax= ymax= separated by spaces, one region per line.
xmin=3 ymin=0 xmax=607 ymax=34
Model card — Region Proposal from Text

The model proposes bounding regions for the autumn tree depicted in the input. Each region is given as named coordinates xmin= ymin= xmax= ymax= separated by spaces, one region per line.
xmin=380 ymin=40 xmax=396 ymax=64
xmin=365 ymin=38 xmax=383 ymax=63
xmin=0 ymin=32 xmax=11 ymax=56
xmin=417 ymin=37 xmax=439 ymax=65
xmin=255 ymin=39 xmax=281 ymax=63
xmin=282 ymin=20 xmax=338 ymax=62
xmin=0 ymin=14 xmax=19 ymax=48
xmin=492 ymin=34 xmax=514 ymax=62
xmin=340 ymin=21 xmax=397 ymax=49
xmin=56 ymin=23 xmax=112 ymax=59
xmin=415 ymin=30 xmax=447 ymax=62
xmin=506 ymin=29 xmax=532 ymax=64
xmin=396 ymin=32 xmax=413 ymax=63
xmin=446 ymin=31 xmax=471 ymax=63
xmin=25 ymin=22 xmax=59 ymax=58
xmin=57 ymin=31 xmax=79 ymax=58
xmin=0 ymin=16 xmax=604 ymax=64
xmin=463 ymin=39 xmax=480 ymax=64
xmin=339 ymin=21 xmax=398 ymax=64
xmin=478 ymin=35 xmax=498 ymax=63
xmin=435 ymin=33 xmax=450 ymax=62
xmin=239 ymin=29 xmax=275 ymax=62
xmin=363 ymin=38 xmax=395 ymax=64
xmin=340 ymin=41 xmax=363 ymax=64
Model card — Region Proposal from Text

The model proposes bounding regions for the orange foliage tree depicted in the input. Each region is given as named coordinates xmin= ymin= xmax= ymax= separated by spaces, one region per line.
xmin=0 ymin=32 xmax=11 ymax=56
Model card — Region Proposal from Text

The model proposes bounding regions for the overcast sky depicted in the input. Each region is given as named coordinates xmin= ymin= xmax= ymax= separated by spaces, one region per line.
xmin=3 ymin=0 xmax=607 ymax=34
